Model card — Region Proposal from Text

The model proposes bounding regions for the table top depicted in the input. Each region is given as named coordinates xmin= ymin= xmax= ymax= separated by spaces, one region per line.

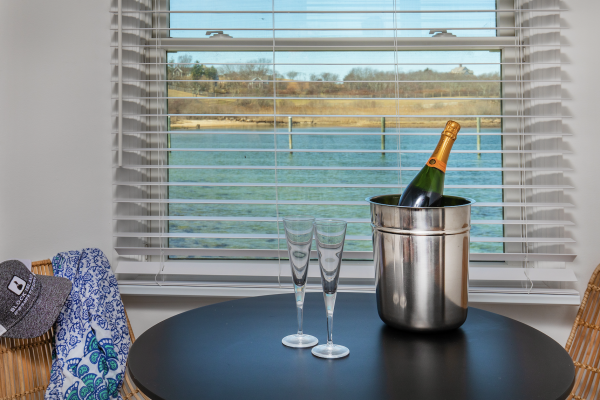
xmin=128 ymin=293 xmax=574 ymax=400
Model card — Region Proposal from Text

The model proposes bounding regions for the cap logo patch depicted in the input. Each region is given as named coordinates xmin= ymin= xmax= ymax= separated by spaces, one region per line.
xmin=8 ymin=276 xmax=26 ymax=296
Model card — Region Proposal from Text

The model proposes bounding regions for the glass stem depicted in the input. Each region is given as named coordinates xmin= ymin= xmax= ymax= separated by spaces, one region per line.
xmin=294 ymin=283 xmax=306 ymax=336
xmin=327 ymin=312 xmax=334 ymax=346
xmin=297 ymin=304 xmax=303 ymax=335
xmin=323 ymin=292 xmax=337 ymax=346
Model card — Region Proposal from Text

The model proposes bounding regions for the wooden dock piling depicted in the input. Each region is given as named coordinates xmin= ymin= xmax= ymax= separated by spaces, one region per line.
xmin=381 ymin=117 xmax=385 ymax=155
xmin=288 ymin=116 xmax=293 ymax=153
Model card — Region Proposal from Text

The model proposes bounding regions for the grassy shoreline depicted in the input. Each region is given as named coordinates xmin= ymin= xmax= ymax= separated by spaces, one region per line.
xmin=171 ymin=117 xmax=501 ymax=130
xmin=168 ymin=89 xmax=502 ymax=130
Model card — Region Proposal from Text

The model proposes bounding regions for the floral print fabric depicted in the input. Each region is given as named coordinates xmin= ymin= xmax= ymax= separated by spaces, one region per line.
xmin=45 ymin=249 xmax=130 ymax=400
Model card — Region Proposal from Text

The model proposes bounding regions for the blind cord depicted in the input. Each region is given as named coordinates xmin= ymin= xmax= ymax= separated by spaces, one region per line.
xmin=515 ymin=0 xmax=533 ymax=294
xmin=393 ymin=0 xmax=402 ymax=192
xmin=272 ymin=0 xmax=282 ymax=289
xmin=154 ymin=0 xmax=166 ymax=287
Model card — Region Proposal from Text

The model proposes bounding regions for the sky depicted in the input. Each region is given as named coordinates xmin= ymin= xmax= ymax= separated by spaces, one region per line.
xmin=167 ymin=0 xmax=500 ymax=78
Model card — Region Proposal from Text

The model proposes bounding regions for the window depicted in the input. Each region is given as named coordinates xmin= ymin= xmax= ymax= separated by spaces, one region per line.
xmin=113 ymin=0 xmax=576 ymax=304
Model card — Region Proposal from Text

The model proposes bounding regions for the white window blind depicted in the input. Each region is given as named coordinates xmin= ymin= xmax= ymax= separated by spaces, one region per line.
xmin=112 ymin=0 xmax=577 ymax=304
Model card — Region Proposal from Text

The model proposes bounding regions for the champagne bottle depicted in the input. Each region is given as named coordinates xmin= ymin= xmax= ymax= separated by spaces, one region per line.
xmin=398 ymin=120 xmax=461 ymax=207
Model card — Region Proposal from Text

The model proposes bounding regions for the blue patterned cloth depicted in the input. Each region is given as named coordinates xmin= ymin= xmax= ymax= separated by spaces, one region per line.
xmin=45 ymin=249 xmax=131 ymax=400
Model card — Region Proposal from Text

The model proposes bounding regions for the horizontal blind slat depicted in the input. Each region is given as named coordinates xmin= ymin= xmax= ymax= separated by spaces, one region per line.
xmin=119 ymin=114 xmax=568 ymax=119
xmin=113 ymin=27 xmax=564 ymax=31
xmin=117 ymin=44 xmax=560 ymax=48
xmin=113 ymin=199 xmax=574 ymax=207
xmin=115 ymin=62 xmax=564 ymax=65
xmin=118 ymin=148 xmax=569 ymax=154
xmin=113 ymin=182 xmax=573 ymax=189
xmin=117 ymin=131 xmax=570 ymax=136
xmin=113 ymin=216 xmax=573 ymax=225
xmin=114 ymin=232 xmax=573 ymax=243
xmin=114 ymin=248 xmax=575 ymax=263
xmin=116 ymin=79 xmax=563 ymax=83
xmin=117 ymin=97 xmax=566 ymax=101
xmin=113 ymin=9 xmax=565 ymax=13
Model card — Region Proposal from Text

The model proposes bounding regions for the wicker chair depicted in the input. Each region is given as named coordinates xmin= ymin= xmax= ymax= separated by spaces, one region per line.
xmin=566 ymin=263 xmax=600 ymax=400
xmin=0 ymin=259 xmax=148 ymax=400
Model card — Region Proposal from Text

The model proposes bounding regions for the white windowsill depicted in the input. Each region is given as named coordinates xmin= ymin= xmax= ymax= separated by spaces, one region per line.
xmin=116 ymin=260 xmax=580 ymax=305
xmin=116 ymin=260 xmax=578 ymax=282
xmin=118 ymin=283 xmax=580 ymax=305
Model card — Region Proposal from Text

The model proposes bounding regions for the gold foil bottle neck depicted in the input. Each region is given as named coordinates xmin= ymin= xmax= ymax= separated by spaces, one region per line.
xmin=441 ymin=120 xmax=461 ymax=140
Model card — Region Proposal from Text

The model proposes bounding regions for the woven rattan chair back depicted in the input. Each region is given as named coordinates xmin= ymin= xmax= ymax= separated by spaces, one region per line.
xmin=0 ymin=259 xmax=148 ymax=400
xmin=566 ymin=263 xmax=600 ymax=400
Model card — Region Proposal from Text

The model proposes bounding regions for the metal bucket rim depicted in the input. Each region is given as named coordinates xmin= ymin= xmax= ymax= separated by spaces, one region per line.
xmin=366 ymin=194 xmax=476 ymax=209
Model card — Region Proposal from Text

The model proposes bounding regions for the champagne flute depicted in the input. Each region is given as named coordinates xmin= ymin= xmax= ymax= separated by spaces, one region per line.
xmin=312 ymin=219 xmax=349 ymax=359
xmin=281 ymin=217 xmax=319 ymax=348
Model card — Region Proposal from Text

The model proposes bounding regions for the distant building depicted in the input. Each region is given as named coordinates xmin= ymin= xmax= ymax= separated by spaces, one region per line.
xmin=172 ymin=66 xmax=184 ymax=77
xmin=450 ymin=64 xmax=474 ymax=75
xmin=249 ymin=77 xmax=266 ymax=88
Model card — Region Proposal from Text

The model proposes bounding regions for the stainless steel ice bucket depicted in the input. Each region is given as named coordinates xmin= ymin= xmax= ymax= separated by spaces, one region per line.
xmin=367 ymin=194 xmax=475 ymax=332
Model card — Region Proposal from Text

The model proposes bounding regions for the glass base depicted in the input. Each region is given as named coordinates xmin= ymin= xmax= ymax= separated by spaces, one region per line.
xmin=311 ymin=343 xmax=350 ymax=359
xmin=282 ymin=334 xmax=319 ymax=348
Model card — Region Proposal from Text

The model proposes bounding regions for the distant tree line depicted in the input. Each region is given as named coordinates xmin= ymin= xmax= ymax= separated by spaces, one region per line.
xmin=168 ymin=55 xmax=219 ymax=95
xmin=167 ymin=57 xmax=500 ymax=98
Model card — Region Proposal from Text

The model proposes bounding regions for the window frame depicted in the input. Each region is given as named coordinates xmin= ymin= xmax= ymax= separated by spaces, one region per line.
xmin=113 ymin=0 xmax=578 ymax=305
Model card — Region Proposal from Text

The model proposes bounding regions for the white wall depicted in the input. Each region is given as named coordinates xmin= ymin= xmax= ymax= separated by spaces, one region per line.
xmin=1 ymin=0 xmax=598 ymax=346
xmin=0 ymin=0 xmax=113 ymax=260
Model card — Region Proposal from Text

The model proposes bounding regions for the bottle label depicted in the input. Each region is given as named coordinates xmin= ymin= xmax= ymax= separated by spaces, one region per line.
xmin=426 ymin=157 xmax=447 ymax=173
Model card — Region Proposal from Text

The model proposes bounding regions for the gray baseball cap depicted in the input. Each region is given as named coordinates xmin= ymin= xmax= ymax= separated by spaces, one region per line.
xmin=0 ymin=260 xmax=72 ymax=338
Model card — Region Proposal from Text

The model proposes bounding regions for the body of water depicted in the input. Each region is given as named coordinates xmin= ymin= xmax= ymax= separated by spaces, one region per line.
xmin=167 ymin=126 xmax=504 ymax=255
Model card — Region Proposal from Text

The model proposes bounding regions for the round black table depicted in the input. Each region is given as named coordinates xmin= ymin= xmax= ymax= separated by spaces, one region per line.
xmin=128 ymin=293 xmax=574 ymax=400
